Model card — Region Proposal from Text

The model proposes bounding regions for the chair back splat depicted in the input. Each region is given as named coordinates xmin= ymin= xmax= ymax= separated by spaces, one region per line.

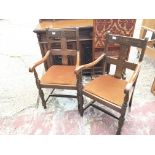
xmin=46 ymin=28 xmax=80 ymax=66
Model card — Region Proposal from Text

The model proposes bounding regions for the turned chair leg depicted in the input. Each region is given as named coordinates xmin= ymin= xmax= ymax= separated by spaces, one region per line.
xmin=116 ymin=103 xmax=127 ymax=135
xmin=116 ymin=116 xmax=125 ymax=135
xmin=77 ymin=93 xmax=84 ymax=116
xmin=34 ymin=69 xmax=47 ymax=109
xmin=38 ymin=87 xmax=47 ymax=109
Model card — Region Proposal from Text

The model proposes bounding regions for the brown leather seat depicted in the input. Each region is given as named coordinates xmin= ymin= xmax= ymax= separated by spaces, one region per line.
xmin=41 ymin=65 xmax=76 ymax=86
xmin=84 ymin=75 xmax=127 ymax=106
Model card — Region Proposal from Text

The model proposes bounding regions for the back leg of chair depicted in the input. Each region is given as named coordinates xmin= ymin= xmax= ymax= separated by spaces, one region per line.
xmin=129 ymin=79 xmax=138 ymax=110
xmin=38 ymin=87 xmax=47 ymax=109
xmin=129 ymin=92 xmax=134 ymax=110
xmin=116 ymin=103 xmax=127 ymax=135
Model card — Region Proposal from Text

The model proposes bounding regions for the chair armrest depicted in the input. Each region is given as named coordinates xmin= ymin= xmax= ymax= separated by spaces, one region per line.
xmin=124 ymin=63 xmax=141 ymax=94
xmin=147 ymin=39 xmax=155 ymax=46
xmin=75 ymin=53 xmax=105 ymax=74
xmin=147 ymin=39 xmax=155 ymax=48
xmin=76 ymin=50 xmax=80 ymax=67
xmin=29 ymin=50 xmax=50 ymax=72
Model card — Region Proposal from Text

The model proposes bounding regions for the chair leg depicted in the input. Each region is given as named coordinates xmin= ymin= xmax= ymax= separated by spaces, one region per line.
xmin=34 ymin=69 xmax=47 ymax=109
xmin=116 ymin=103 xmax=127 ymax=135
xmin=38 ymin=87 xmax=47 ymax=109
xmin=129 ymin=93 xmax=134 ymax=110
xmin=129 ymin=86 xmax=136 ymax=111
xmin=116 ymin=116 xmax=125 ymax=135
xmin=77 ymin=94 xmax=84 ymax=116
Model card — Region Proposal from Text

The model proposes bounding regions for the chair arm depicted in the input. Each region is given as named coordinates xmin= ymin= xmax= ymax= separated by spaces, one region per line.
xmin=75 ymin=53 xmax=105 ymax=75
xmin=147 ymin=39 xmax=155 ymax=47
xmin=147 ymin=39 xmax=155 ymax=45
xmin=124 ymin=63 xmax=141 ymax=94
xmin=29 ymin=50 xmax=50 ymax=72
xmin=76 ymin=50 xmax=80 ymax=67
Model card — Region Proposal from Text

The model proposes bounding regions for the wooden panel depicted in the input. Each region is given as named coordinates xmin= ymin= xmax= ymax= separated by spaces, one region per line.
xmin=34 ymin=19 xmax=93 ymax=31
xmin=34 ymin=20 xmax=93 ymax=72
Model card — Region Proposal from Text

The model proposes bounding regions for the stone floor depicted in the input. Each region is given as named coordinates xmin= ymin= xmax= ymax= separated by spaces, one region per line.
xmin=0 ymin=20 xmax=155 ymax=134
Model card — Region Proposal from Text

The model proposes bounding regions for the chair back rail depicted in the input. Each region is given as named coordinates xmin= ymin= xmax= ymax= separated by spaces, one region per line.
xmin=46 ymin=28 xmax=79 ymax=66
xmin=104 ymin=33 xmax=148 ymax=79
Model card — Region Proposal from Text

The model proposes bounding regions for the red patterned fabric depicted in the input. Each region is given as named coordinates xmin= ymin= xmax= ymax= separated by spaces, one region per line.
xmin=94 ymin=19 xmax=136 ymax=48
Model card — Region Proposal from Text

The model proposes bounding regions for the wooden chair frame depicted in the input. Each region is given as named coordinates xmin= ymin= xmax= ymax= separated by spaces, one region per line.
xmin=75 ymin=32 xmax=148 ymax=134
xmin=29 ymin=28 xmax=80 ymax=109
xmin=151 ymin=78 xmax=155 ymax=95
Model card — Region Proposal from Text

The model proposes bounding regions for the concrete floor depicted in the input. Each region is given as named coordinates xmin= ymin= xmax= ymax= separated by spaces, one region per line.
xmin=0 ymin=19 xmax=155 ymax=134
xmin=0 ymin=19 xmax=42 ymax=116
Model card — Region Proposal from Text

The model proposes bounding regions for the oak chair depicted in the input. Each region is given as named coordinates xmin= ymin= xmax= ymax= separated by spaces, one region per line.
xmin=75 ymin=32 xmax=147 ymax=134
xmin=29 ymin=28 xmax=80 ymax=109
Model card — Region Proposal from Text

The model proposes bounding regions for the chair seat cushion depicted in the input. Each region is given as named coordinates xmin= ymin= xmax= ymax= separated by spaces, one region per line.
xmin=40 ymin=65 xmax=76 ymax=86
xmin=84 ymin=75 xmax=127 ymax=106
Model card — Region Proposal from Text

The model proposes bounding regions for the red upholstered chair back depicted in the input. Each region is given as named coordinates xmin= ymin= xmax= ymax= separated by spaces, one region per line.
xmin=93 ymin=19 xmax=136 ymax=59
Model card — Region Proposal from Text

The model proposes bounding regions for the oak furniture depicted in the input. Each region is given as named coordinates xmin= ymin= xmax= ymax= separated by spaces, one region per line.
xmin=29 ymin=28 xmax=80 ymax=109
xmin=34 ymin=19 xmax=137 ymax=75
xmin=34 ymin=19 xmax=93 ymax=72
xmin=75 ymin=32 xmax=147 ymax=134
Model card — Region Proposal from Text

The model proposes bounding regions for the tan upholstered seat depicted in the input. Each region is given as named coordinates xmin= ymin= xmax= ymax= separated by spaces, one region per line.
xmin=84 ymin=75 xmax=127 ymax=106
xmin=41 ymin=65 xmax=76 ymax=86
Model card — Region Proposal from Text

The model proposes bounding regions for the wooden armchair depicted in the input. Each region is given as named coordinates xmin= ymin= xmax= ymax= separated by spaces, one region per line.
xmin=29 ymin=28 xmax=80 ymax=109
xmin=75 ymin=32 xmax=147 ymax=134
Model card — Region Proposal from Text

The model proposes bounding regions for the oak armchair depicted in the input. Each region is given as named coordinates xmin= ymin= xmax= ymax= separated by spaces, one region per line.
xmin=75 ymin=32 xmax=147 ymax=134
xmin=29 ymin=28 xmax=80 ymax=109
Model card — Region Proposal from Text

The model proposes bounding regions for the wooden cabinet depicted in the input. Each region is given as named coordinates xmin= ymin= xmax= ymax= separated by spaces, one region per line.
xmin=34 ymin=19 xmax=93 ymax=71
